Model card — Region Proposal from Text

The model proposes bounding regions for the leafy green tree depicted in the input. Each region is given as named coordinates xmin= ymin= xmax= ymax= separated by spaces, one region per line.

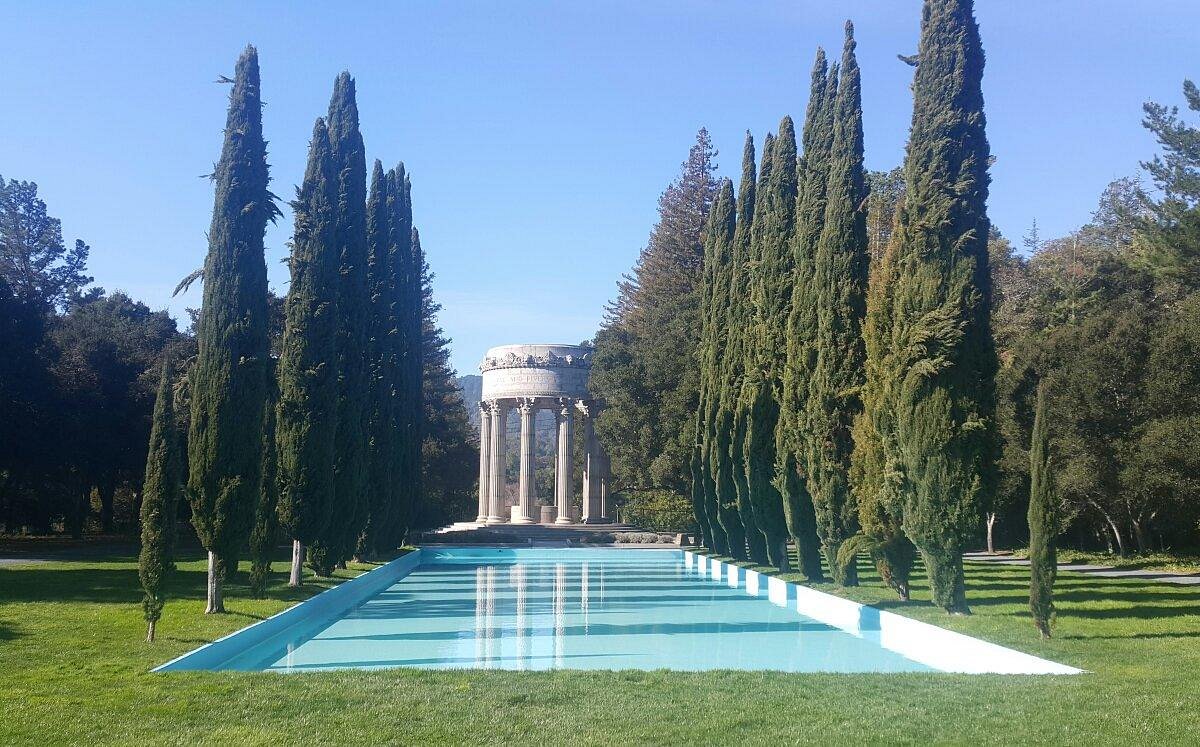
xmin=888 ymin=0 xmax=996 ymax=613
xmin=309 ymin=73 xmax=370 ymax=575
xmin=719 ymin=134 xmax=767 ymax=564
xmin=1027 ymin=380 xmax=1057 ymax=639
xmin=413 ymin=229 xmax=479 ymax=529
xmin=0 ymin=175 xmax=92 ymax=313
xmin=592 ymin=131 xmax=718 ymax=501
xmin=806 ymin=23 xmax=869 ymax=585
xmin=138 ymin=359 xmax=183 ymax=642
xmin=1138 ymin=79 xmax=1200 ymax=293
xmin=187 ymin=47 xmax=278 ymax=613
xmin=697 ymin=179 xmax=745 ymax=558
xmin=276 ymin=119 xmax=339 ymax=586
xmin=778 ymin=50 xmax=838 ymax=581
xmin=248 ymin=368 xmax=278 ymax=598
xmin=359 ymin=163 xmax=396 ymax=558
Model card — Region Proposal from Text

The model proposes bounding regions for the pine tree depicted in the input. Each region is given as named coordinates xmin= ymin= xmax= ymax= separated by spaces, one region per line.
xmin=698 ymin=179 xmax=745 ymax=559
xmin=718 ymin=134 xmax=768 ymax=565
xmin=1028 ymin=380 xmax=1057 ymax=638
xmin=890 ymin=0 xmax=996 ymax=613
xmin=275 ymin=119 xmax=339 ymax=586
xmin=139 ymin=358 xmax=183 ymax=641
xmin=777 ymin=51 xmax=838 ymax=582
xmin=308 ymin=72 xmax=370 ymax=575
xmin=248 ymin=368 xmax=278 ymax=598
xmin=807 ymin=23 xmax=869 ymax=586
xmin=359 ymin=162 xmax=395 ymax=559
xmin=188 ymin=46 xmax=278 ymax=614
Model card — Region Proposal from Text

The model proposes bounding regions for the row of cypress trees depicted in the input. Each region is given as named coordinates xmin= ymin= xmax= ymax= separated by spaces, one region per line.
xmin=694 ymin=0 xmax=996 ymax=614
xmin=138 ymin=47 xmax=425 ymax=633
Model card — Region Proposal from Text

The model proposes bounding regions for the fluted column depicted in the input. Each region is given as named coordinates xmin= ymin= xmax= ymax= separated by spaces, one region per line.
xmin=597 ymin=449 xmax=611 ymax=521
xmin=514 ymin=397 xmax=537 ymax=524
xmin=578 ymin=400 xmax=607 ymax=523
xmin=554 ymin=397 xmax=574 ymax=524
xmin=476 ymin=402 xmax=491 ymax=523
xmin=487 ymin=400 xmax=508 ymax=524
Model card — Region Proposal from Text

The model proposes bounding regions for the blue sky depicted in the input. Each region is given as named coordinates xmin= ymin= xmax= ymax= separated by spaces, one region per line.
xmin=2 ymin=1 xmax=1195 ymax=375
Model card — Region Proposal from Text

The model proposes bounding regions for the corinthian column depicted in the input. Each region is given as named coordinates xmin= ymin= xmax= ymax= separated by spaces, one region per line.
xmin=554 ymin=398 xmax=575 ymax=524
xmin=477 ymin=402 xmax=491 ymax=524
xmin=514 ymin=397 xmax=537 ymax=524
xmin=487 ymin=400 xmax=508 ymax=524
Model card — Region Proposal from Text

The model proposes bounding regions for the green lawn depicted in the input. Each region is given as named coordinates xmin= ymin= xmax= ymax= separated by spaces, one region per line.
xmin=1 ymin=546 xmax=1198 ymax=745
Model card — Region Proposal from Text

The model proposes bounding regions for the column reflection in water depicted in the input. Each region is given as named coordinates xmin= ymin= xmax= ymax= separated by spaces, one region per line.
xmin=474 ymin=565 xmax=486 ymax=667
xmin=510 ymin=562 xmax=530 ymax=669
xmin=580 ymin=560 xmax=590 ymax=633
xmin=553 ymin=561 xmax=566 ymax=668
xmin=484 ymin=566 xmax=497 ymax=668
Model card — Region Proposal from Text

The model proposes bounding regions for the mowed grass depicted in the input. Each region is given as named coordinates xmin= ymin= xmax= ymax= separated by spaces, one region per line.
xmin=1 ymin=545 xmax=1198 ymax=745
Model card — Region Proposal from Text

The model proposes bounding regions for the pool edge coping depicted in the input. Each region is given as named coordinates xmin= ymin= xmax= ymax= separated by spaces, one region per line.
xmin=152 ymin=549 xmax=425 ymax=672
xmin=682 ymin=549 xmax=1084 ymax=675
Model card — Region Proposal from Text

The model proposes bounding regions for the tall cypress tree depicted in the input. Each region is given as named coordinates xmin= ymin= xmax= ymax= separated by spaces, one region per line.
xmin=849 ymin=234 xmax=916 ymax=600
xmin=139 ymin=358 xmax=182 ymax=641
xmin=778 ymin=52 xmax=838 ymax=582
xmin=719 ymin=135 xmax=768 ymax=565
xmin=275 ymin=119 xmax=339 ymax=586
xmin=402 ymin=220 xmax=426 ymax=541
xmin=309 ymin=72 xmax=370 ymax=574
xmin=693 ymin=184 xmax=722 ymax=552
xmin=698 ymin=180 xmax=745 ymax=559
xmin=1028 ymin=380 xmax=1057 ymax=638
xmin=807 ymin=23 xmax=869 ymax=586
xmin=740 ymin=132 xmax=793 ymax=570
xmin=890 ymin=0 xmax=996 ymax=613
xmin=188 ymin=46 xmax=278 ymax=614
xmin=359 ymin=161 xmax=396 ymax=558
xmin=248 ymin=367 xmax=279 ymax=598
xmin=389 ymin=168 xmax=418 ymax=550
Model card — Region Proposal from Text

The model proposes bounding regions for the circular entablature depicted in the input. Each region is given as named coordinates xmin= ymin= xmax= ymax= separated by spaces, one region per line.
xmin=480 ymin=343 xmax=592 ymax=400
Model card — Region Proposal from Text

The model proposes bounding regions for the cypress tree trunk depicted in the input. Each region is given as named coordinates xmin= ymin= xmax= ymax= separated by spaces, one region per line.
xmin=276 ymin=120 xmax=340 ymax=583
xmin=188 ymin=47 xmax=278 ymax=614
xmin=807 ymin=24 xmax=869 ymax=587
xmin=310 ymin=72 xmax=371 ymax=574
xmin=139 ymin=359 xmax=181 ymax=640
xmin=289 ymin=540 xmax=304 ymax=588
xmin=1028 ymin=381 xmax=1057 ymax=638
xmin=205 ymin=551 xmax=223 ymax=614
xmin=890 ymin=0 xmax=996 ymax=614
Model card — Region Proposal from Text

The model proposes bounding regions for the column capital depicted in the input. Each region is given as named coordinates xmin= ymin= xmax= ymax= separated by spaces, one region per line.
xmin=556 ymin=396 xmax=575 ymax=418
xmin=517 ymin=396 xmax=538 ymax=414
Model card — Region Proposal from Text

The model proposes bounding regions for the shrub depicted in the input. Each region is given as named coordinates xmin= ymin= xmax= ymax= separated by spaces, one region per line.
xmin=616 ymin=490 xmax=698 ymax=534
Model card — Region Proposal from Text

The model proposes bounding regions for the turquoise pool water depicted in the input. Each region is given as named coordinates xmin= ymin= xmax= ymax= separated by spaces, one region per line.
xmin=219 ymin=548 xmax=935 ymax=673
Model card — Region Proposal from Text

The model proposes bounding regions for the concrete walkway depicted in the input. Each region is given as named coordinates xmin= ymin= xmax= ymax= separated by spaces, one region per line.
xmin=964 ymin=551 xmax=1200 ymax=586
xmin=419 ymin=521 xmax=682 ymax=548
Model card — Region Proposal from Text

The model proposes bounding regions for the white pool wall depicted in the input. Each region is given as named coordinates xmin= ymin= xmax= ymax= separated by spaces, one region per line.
xmin=683 ymin=550 xmax=1082 ymax=675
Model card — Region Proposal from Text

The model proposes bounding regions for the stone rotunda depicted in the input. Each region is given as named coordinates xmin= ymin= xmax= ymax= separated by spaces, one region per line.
xmin=476 ymin=343 xmax=612 ymax=525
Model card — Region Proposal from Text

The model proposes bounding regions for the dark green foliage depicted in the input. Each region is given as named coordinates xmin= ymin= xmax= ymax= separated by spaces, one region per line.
xmin=0 ymin=175 xmax=92 ymax=313
xmin=413 ymin=235 xmax=479 ymax=529
xmin=248 ymin=369 xmax=278 ymax=598
xmin=1027 ymin=381 xmax=1056 ymax=638
xmin=889 ymin=0 xmax=996 ymax=612
xmin=1139 ymin=79 xmax=1200 ymax=291
xmin=591 ymin=131 xmax=719 ymax=501
xmin=138 ymin=359 xmax=183 ymax=640
xmin=398 ymin=218 xmax=426 ymax=543
xmin=850 ymin=236 xmax=916 ymax=600
xmin=696 ymin=180 xmax=745 ymax=559
xmin=187 ymin=47 xmax=278 ymax=609
xmin=723 ymin=134 xmax=768 ymax=565
xmin=359 ymin=163 xmax=396 ymax=558
xmin=617 ymin=490 xmax=698 ymax=534
xmin=275 ymin=119 xmax=339 ymax=570
xmin=309 ymin=73 xmax=370 ymax=574
xmin=806 ymin=24 xmax=869 ymax=586
xmin=778 ymin=51 xmax=837 ymax=581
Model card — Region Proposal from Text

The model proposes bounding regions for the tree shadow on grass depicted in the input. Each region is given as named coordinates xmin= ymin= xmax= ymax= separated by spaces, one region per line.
xmin=0 ymin=623 xmax=21 ymax=641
